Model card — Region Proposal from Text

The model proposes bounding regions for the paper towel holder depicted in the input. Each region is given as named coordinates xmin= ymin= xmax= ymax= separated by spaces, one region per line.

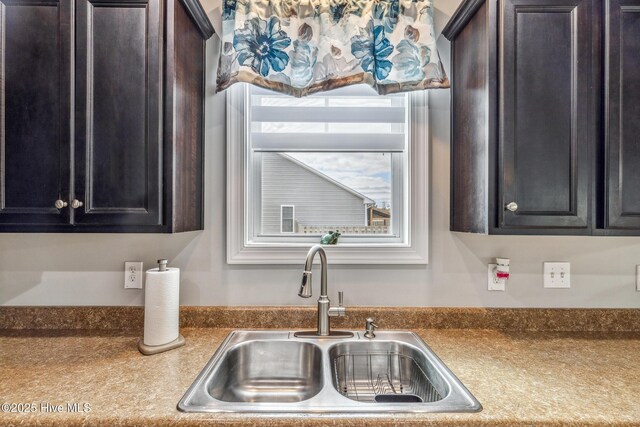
xmin=138 ymin=335 xmax=185 ymax=355
xmin=138 ymin=259 xmax=185 ymax=356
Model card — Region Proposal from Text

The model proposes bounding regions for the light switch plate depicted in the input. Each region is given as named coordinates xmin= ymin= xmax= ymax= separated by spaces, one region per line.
xmin=124 ymin=262 xmax=143 ymax=289
xmin=488 ymin=264 xmax=506 ymax=291
xmin=636 ymin=265 xmax=640 ymax=292
xmin=543 ymin=262 xmax=570 ymax=288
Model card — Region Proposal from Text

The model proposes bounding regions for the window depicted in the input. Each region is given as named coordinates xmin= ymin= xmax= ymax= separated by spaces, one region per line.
xmin=249 ymin=84 xmax=406 ymax=243
xmin=281 ymin=205 xmax=295 ymax=233
xmin=227 ymin=83 xmax=429 ymax=264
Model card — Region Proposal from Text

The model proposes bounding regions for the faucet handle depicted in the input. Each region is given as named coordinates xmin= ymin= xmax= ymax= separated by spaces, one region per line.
xmin=328 ymin=291 xmax=346 ymax=317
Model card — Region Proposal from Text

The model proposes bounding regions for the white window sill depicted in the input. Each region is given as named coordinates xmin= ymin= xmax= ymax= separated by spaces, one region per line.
xmin=227 ymin=243 xmax=428 ymax=265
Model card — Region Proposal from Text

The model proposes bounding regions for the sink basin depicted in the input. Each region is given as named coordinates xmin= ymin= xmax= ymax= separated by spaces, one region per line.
xmin=208 ymin=340 xmax=323 ymax=403
xmin=178 ymin=331 xmax=481 ymax=413
xmin=329 ymin=341 xmax=448 ymax=403
xmin=207 ymin=340 xmax=323 ymax=402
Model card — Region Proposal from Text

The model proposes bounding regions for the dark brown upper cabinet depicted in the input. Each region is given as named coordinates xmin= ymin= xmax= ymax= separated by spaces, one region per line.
xmin=499 ymin=0 xmax=594 ymax=233
xmin=0 ymin=0 xmax=213 ymax=232
xmin=0 ymin=0 xmax=73 ymax=227
xmin=603 ymin=0 xmax=640 ymax=232
xmin=444 ymin=0 xmax=640 ymax=235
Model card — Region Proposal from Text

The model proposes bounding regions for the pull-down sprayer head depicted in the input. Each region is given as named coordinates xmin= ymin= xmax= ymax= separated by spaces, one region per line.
xmin=299 ymin=271 xmax=313 ymax=298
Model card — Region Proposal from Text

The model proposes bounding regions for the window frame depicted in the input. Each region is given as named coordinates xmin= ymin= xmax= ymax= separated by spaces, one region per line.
xmin=227 ymin=84 xmax=429 ymax=265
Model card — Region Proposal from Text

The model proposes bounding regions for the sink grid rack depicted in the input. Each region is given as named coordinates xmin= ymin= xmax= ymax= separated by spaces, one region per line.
xmin=333 ymin=352 xmax=442 ymax=403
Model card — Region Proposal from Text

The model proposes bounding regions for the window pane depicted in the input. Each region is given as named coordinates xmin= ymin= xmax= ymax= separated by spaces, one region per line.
xmin=246 ymin=84 xmax=407 ymax=243
xmin=282 ymin=206 xmax=294 ymax=219
xmin=282 ymin=219 xmax=294 ymax=233
xmin=260 ymin=153 xmax=392 ymax=235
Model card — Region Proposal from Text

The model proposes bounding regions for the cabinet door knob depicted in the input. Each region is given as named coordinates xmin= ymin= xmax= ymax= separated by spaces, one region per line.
xmin=71 ymin=199 xmax=84 ymax=209
xmin=506 ymin=202 xmax=518 ymax=212
xmin=54 ymin=200 xmax=68 ymax=209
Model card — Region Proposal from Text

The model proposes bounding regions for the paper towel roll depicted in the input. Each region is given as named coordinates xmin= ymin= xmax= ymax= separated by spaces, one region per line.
xmin=143 ymin=267 xmax=180 ymax=346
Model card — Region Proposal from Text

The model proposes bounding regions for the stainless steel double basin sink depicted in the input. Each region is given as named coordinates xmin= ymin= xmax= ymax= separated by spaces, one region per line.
xmin=178 ymin=330 xmax=481 ymax=414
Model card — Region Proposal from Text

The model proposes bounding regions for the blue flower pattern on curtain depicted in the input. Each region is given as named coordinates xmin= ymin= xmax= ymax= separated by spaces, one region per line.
xmin=233 ymin=16 xmax=292 ymax=77
xmin=217 ymin=0 xmax=449 ymax=96
xmin=351 ymin=22 xmax=394 ymax=81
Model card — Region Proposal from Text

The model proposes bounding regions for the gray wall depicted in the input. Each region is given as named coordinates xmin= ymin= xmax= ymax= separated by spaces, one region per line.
xmin=261 ymin=153 xmax=367 ymax=234
xmin=1 ymin=0 xmax=639 ymax=308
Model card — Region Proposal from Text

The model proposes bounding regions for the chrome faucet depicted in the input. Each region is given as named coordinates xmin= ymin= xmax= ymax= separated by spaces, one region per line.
xmin=295 ymin=245 xmax=352 ymax=338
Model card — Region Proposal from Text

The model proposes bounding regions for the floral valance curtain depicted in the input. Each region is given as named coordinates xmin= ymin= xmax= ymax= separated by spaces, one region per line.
xmin=216 ymin=0 xmax=449 ymax=96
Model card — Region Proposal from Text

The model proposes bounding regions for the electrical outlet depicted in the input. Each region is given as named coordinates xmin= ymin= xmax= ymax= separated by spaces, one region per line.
xmin=543 ymin=262 xmax=570 ymax=288
xmin=488 ymin=264 xmax=506 ymax=291
xmin=636 ymin=265 xmax=640 ymax=292
xmin=124 ymin=262 xmax=143 ymax=289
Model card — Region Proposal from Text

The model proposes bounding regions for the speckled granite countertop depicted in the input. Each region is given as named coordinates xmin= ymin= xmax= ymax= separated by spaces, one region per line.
xmin=1 ymin=327 xmax=639 ymax=426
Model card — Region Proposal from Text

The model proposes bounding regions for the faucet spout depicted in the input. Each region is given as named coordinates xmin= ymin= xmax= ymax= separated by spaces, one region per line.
xmin=300 ymin=245 xmax=327 ymax=298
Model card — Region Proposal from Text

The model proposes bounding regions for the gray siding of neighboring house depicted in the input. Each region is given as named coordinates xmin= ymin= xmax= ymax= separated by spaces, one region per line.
xmin=261 ymin=153 xmax=367 ymax=234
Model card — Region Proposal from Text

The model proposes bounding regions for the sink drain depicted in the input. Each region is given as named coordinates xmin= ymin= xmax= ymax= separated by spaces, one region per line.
xmin=374 ymin=394 xmax=423 ymax=403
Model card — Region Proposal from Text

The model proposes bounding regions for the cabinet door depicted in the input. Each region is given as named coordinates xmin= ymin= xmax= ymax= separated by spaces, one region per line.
xmin=74 ymin=0 xmax=162 ymax=227
xmin=499 ymin=0 xmax=593 ymax=231
xmin=0 ymin=0 xmax=71 ymax=226
xmin=605 ymin=0 xmax=640 ymax=229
